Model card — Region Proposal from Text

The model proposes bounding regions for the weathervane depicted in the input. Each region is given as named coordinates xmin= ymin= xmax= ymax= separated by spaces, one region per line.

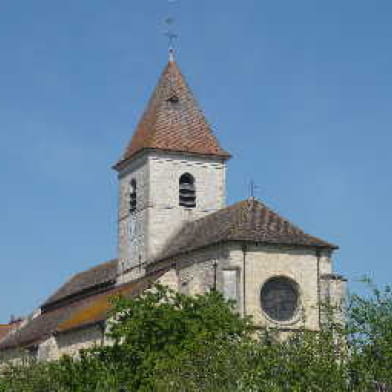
xmin=164 ymin=0 xmax=179 ymax=60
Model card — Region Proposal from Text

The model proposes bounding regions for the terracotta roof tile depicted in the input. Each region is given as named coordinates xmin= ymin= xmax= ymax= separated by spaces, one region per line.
xmin=55 ymin=273 xmax=160 ymax=332
xmin=43 ymin=259 xmax=118 ymax=309
xmin=0 ymin=304 xmax=80 ymax=350
xmin=115 ymin=60 xmax=230 ymax=169
xmin=155 ymin=199 xmax=337 ymax=262
xmin=0 ymin=324 xmax=16 ymax=342
xmin=0 ymin=270 xmax=167 ymax=350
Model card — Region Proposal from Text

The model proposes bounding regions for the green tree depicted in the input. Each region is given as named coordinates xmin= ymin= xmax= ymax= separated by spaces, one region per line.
xmin=98 ymin=284 xmax=253 ymax=391
xmin=3 ymin=282 xmax=392 ymax=391
xmin=348 ymin=281 xmax=392 ymax=389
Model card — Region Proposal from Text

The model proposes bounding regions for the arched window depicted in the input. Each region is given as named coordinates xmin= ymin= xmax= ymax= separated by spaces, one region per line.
xmin=129 ymin=179 xmax=137 ymax=213
xmin=179 ymin=173 xmax=196 ymax=208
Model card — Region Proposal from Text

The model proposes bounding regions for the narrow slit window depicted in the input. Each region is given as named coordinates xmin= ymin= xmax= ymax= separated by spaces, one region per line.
xmin=223 ymin=270 xmax=238 ymax=303
xmin=129 ymin=179 xmax=137 ymax=213
xmin=179 ymin=173 xmax=196 ymax=208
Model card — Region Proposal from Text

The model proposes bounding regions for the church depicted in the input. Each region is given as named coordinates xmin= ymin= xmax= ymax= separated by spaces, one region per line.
xmin=0 ymin=54 xmax=346 ymax=362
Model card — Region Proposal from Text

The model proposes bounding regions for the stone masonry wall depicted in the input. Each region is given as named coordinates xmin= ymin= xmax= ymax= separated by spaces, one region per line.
xmin=117 ymin=150 xmax=227 ymax=283
xmin=0 ymin=245 xmax=340 ymax=364
xmin=0 ymin=324 xmax=104 ymax=364
xmin=162 ymin=244 xmax=228 ymax=296
xmin=0 ymin=348 xmax=34 ymax=367
xmin=147 ymin=152 xmax=226 ymax=261
xmin=173 ymin=242 xmax=336 ymax=331
xmin=225 ymin=244 xmax=322 ymax=330
xmin=117 ymin=153 xmax=149 ymax=281
xmin=320 ymin=275 xmax=347 ymax=325
xmin=56 ymin=325 xmax=103 ymax=358
xmin=37 ymin=336 xmax=59 ymax=361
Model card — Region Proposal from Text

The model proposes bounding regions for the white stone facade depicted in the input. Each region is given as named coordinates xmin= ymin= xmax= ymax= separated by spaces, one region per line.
xmin=0 ymin=325 xmax=104 ymax=364
xmin=117 ymin=153 xmax=149 ymax=281
xmin=117 ymin=150 xmax=226 ymax=283
xmin=152 ymin=242 xmax=345 ymax=332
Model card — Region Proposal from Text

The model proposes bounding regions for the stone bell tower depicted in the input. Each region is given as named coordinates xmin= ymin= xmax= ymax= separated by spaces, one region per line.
xmin=113 ymin=55 xmax=231 ymax=283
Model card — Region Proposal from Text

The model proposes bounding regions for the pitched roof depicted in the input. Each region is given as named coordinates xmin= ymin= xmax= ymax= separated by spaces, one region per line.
xmin=42 ymin=259 xmax=118 ymax=309
xmin=0 ymin=323 xmax=20 ymax=342
xmin=156 ymin=199 xmax=337 ymax=262
xmin=0 ymin=270 xmax=167 ymax=351
xmin=114 ymin=59 xmax=230 ymax=169
xmin=0 ymin=326 xmax=10 ymax=341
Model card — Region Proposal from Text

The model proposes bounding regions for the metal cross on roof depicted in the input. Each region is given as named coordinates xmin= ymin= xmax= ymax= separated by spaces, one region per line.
xmin=164 ymin=0 xmax=179 ymax=60
xmin=249 ymin=180 xmax=260 ymax=200
xmin=164 ymin=20 xmax=178 ymax=59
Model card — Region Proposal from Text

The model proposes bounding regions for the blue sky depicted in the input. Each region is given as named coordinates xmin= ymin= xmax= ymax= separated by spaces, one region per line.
xmin=0 ymin=0 xmax=391 ymax=322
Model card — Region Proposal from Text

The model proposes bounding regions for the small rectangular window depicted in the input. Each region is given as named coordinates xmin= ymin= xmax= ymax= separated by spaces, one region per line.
xmin=223 ymin=270 xmax=238 ymax=302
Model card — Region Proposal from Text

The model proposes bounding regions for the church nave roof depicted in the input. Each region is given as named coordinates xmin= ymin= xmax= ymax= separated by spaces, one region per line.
xmin=0 ymin=269 xmax=167 ymax=351
xmin=155 ymin=199 xmax=337 ymax=263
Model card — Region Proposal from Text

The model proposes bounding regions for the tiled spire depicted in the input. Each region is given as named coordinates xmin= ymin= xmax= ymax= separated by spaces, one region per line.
xmin=114 ymin=59 xmax=230 ymax=170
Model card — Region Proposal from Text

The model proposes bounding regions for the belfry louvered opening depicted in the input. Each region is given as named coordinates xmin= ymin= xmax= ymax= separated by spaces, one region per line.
xmin=179 ymin=173 xmax=196 ymax=208
xmin=129 ymin=179 xmax=137 ymax=213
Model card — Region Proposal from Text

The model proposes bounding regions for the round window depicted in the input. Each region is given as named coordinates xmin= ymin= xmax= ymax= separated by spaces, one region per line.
xmin=260 ymin=277 xmax=299 ymax=322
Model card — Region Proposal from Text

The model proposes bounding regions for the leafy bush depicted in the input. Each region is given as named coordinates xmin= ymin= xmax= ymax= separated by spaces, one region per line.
xmin=1 ymin=283 xmax=392 ymax=391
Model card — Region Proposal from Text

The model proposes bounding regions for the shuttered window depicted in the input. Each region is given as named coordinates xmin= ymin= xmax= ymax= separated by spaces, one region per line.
xmin=179 ymin=173 xmax=196 ymax=208
xmin=129 ymin=179 xmax=137 ymax=213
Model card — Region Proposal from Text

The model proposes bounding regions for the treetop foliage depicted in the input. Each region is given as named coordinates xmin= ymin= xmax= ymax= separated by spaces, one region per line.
xmin=1 ymin=283 xmax=392 ymax=391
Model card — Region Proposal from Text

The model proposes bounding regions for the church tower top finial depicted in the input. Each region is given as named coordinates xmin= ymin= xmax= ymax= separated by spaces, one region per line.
xmin=168 ymin=47 xmax=175 ymax=62
xmin=164 ymin=16 xmax=177 ymax=63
